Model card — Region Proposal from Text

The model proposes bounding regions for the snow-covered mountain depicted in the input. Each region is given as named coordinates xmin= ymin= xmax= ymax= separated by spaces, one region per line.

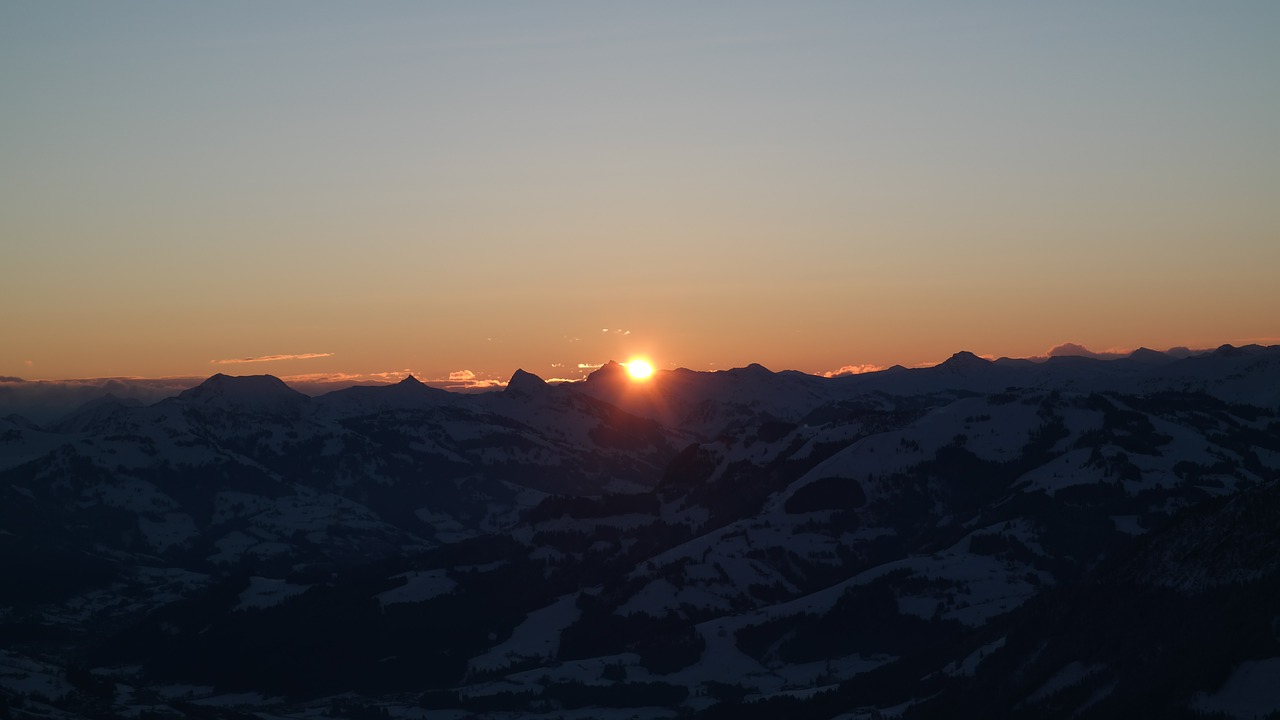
xmin=1 ymin=346 xmax=1278 ymax=719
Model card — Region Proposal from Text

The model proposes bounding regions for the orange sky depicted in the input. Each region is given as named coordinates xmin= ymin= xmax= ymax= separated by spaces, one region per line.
xmin=3 ymin=4 xmax=1277 ymax=384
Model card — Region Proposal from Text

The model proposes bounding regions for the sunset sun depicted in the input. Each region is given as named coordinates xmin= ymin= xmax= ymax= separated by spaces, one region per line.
xmin=625 ymin=359 xmax=654 ymax=380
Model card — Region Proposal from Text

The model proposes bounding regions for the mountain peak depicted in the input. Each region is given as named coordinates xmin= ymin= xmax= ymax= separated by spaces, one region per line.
xmin=505 ymin=368 xmax=547 ymax=396
xmin=1127 ymin=347 xmax=1171 ymax=364
xmin=585 ymin=361 xmax=628 ymax=384
xmin=397 ymin=375 xmax=425 ymax=387
xmin=177 ymin=374 xmax=308 ymax=415
xmin=939 ymin=351 xmax=991 ymax=371
xmin=1213 ymin=343 xmax=1266 ymax=357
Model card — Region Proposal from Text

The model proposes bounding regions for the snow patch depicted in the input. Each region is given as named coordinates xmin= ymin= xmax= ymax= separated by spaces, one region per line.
xmin=1192 ymin=657 xmax=1280 ymax=718
xmin=236 ymin=576 xmax=310 ymax=610
xmin=376 ymin=569 xmax=457 ymax=605
xmin=468 ymin=593 xmax=581 ymax=674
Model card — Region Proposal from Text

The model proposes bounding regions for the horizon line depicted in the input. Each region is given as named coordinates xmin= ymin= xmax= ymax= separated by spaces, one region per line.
xmin=4 ymin=342 xmax=1270 ymax=389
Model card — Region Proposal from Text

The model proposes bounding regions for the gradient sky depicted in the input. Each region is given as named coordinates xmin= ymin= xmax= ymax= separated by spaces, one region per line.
xmin=3 ymin=2 xmax=1277 ymax=385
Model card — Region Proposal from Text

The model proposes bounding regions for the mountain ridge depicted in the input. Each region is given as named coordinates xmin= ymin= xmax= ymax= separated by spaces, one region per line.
xmin=1 ymin=344 xmax=1278 ymax=718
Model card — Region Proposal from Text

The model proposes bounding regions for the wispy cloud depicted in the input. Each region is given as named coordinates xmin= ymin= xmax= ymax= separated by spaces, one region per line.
xmin=578 ymin=362 xmax=604 ymax=370
xmin=279 ymin=372 xmax=365 ymax=385
xmin=439 ymin=372 xmax=505 ymax=390
xmin=457 ymin=379 xmax=507 ymax=389
xmin=212 ymin=353 xmax=334 ymax=365
xmin=368 ymin=369 xmax=415 ymax=382
xmin=822 ymin=363 xmax=884 ymax=378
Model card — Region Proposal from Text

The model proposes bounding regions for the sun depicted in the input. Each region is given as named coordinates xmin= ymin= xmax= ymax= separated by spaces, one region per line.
xmin=625 ymin=359 xmax=654 ymax=380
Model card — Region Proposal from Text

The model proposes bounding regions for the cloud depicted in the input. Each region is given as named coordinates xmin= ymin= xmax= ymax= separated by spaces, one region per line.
xmin=451 ymin=379 xmax=506 ymax=390
xmin=212 ymin=353 xmax=334 ymax=365
xmin=0 ymin=376 xmax=205 ymax=424
xmin=437 ymin=372 xmax=506 ymax=391
xmin=578 ymin=362 xmax=604 ymax=370
xmin=24 ymin=360 xmax=33 ymax=367
xmin=279 ymin=372 xmax=365 ymax=385
xmin=822 ymin=363 xmax=884 ymax=378
xmin=368 ymin=369 xmax=415 ymax=382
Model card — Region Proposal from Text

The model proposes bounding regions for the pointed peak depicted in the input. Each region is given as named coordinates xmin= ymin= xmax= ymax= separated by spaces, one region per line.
xmin=510 ymin=368 xmax=546 ymax=384
xmin=585 ymin=361 xmax=628 ymax=383
xmin=505 ymin=368 xmax=548 ymax=396
xmin=397 ymin=374 xmax=425 ymax=387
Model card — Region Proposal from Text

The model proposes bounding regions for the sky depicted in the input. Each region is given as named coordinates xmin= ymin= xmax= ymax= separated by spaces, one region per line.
xmin=3 ymin=2 xmax=1278 ymax=387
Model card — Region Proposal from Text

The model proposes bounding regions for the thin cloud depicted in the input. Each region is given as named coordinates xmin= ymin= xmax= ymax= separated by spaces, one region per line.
xmin=368 ymin=369 xmax=415 ymax=382
xmin=212 ymin=353 xmax=334 ymax=365
xmin=822 ymin=363 xmax=884 ymax=378
xmin=454 ymin=379 xmax=506 ymax=389
xmin=438 ymin=373 xmax=506 ymax=390
xmin=279 ymin=372 xmax=364 ymax=385
xmin=578 ymin=362 xmax=604 ymax=370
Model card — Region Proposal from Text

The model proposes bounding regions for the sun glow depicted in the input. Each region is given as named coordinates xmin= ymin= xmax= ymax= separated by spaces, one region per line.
xmin=625 ymin=359 xmax=654 ymax=380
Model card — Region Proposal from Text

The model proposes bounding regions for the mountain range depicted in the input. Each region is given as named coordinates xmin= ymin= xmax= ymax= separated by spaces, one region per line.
xmin=1 ymin=345 xmax=1278 ymax=719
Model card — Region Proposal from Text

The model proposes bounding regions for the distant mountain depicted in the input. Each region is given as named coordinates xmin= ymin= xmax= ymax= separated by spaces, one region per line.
xmin=1 ymin=346 xmax=1278 ymax=719
xmin=175 ymin=373 xmax=310 ymax=415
